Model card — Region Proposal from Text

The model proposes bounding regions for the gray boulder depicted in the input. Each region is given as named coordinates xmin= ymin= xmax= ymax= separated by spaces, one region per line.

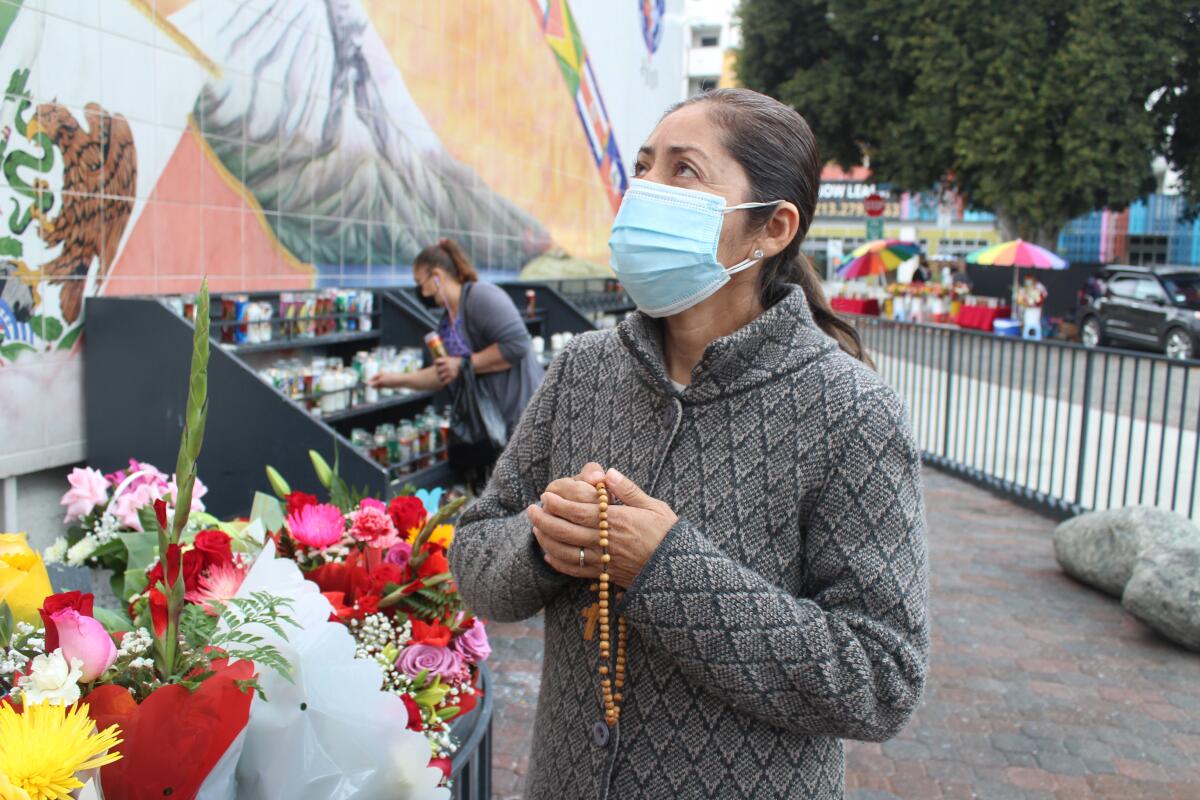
xmin=1122 ymin=542 xmax=1200 ymax=652
xmin=1053 ymin=507 xmax=1200 ymax=597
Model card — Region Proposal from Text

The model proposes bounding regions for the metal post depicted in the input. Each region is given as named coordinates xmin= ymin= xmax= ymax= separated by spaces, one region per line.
xmin=942 ymin=333 xmax=955 ymax=458
xmin=2 ymin=476 xmax=16 ymax=532
xmin=1074 ymin=349 xmax=1096 ymax=508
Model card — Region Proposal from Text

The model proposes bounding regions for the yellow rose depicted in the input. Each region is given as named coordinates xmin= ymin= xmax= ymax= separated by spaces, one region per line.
xmin=0 ymin=533 xmax=53 ymax=625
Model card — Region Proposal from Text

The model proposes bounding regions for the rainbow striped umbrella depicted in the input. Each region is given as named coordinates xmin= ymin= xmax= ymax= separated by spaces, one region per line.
xmin=837 ymin=240 xmax=922 ymax=279
xmin=966 ymin=239 xmax=1068 ymax=314
xmin=965 ymin=239 xmax=1067 ymax=269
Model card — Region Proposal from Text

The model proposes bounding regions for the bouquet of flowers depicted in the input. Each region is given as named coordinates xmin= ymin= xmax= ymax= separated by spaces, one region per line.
xmin=258 ymin=457 xmax=486 ymax=779
xmin=0 ymin=281 xmax=300 ymax=800
xmin=45 ymin=458 xmax=216 ymax=601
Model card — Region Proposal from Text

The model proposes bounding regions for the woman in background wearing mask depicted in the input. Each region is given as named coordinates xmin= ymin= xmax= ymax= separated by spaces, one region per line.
xmin=450 ymin=89 xmax=929 ymax=799
xmin=369 ymin=238 xmax=544 ymax=436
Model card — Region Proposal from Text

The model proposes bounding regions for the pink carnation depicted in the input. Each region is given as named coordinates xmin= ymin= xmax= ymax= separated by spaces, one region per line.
xmin=359 ymin=497 xmax=387 ymax=513
xmin=61 ymin=467 xmax=110 ymax=523
xmin=287 ymin=503 xmax=346 ymax=550
xmin=349 ymin=505 xmax=400 ymax=549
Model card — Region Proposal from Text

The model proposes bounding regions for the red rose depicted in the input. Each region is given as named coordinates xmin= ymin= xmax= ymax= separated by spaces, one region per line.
xmin=367 ymin=563 xmax=404 ymax=595
xmin=411 ymin=618 xmax=452 ymax=647
xmin=286 ymin=491 xmax=319 ymax=517
xmin=418 ymin=550 xmax=450 ymax=580
xmin=192 ymin=530 xmax=233 ymax=571
xmin=401 ymin=693 xmax=424 ymax=732
xmin=387 ymin=496 xmax=427 ymax=538
xmin=181 ymin=550 xmax=205 ymax=593
xmin=39 ymin=591 xmax=95 ymax=651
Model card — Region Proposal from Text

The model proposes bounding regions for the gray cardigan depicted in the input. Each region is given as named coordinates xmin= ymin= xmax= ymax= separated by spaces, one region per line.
xmin=450 ymin=286 xmax=930 ymax=800
xmin=459 ymin=281 xmax=544 ymax=432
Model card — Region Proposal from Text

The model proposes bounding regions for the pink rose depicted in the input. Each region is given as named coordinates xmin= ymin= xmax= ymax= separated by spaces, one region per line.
xmin=348 ymin=505 xmax=400 ymax=549
xmin=61 ymin=467 xmax=110 ymax=523
xmin=48 ymin=608 xmax=117 ymax=682
xmin=395 ymin=643 xmax=465 ymax=681
xmin=451 ymin=620 xmax=491 ymax=664
xmin=359 ymin=497 xmax=387 ymax=513
xmin=383 ymin=541 xmax=413 ymax=570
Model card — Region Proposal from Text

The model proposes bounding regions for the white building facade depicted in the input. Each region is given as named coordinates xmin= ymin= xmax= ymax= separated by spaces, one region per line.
xmin=682 ymin=0 xmax=740 ymax=97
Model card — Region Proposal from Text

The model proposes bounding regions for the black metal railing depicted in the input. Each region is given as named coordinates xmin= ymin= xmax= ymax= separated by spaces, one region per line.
xmin=851 ymin=317 xmax=1200 ymax=520
xmin=450 ymin=663 xmax=494 ymax=800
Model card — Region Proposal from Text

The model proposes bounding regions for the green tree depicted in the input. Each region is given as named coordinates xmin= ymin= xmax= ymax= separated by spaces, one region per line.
xmin=737 ymin=0 xmax=1183 ymax=248
xmin=1156 ymin=7 xmax=1200 ymax=215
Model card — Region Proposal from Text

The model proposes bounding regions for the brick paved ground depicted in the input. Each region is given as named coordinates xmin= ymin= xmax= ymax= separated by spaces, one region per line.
xmin=484 ymin=468 xmax=1200 ymax=799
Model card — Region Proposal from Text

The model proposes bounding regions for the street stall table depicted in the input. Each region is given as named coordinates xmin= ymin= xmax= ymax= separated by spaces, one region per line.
xmin=956 ymin=303 xmax=1012 ymax=332
xmin=831 ymin=296 xmax=881 ymax=316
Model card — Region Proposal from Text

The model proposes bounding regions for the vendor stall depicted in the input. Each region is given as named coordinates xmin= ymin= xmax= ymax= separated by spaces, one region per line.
xmin=956 ymin=301 xmax=1014 ymax=332
xmin=830 ymin=296 xmax=881 ymax=316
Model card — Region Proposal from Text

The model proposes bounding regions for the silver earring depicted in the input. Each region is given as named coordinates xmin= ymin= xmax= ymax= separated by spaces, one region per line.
xmin=754 ymin=248 xmax=764 ymax=258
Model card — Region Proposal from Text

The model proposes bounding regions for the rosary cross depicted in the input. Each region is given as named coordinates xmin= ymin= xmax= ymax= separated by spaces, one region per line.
xmin=580 ymin=601 xmax=601 ymax=640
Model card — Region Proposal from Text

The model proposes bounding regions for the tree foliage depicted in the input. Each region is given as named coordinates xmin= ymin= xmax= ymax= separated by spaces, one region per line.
xmin=737 ymin=0 xmax=1190 ymax=246
xmin=1156 ymin=7 xmax=1200 ymax=215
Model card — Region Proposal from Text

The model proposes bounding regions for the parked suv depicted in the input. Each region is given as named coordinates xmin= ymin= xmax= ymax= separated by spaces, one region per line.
xmin=1078 ymin=265 xmax=1200 ymax=360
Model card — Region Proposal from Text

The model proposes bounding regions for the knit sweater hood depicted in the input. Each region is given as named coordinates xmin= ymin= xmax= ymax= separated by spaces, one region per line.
xmin=451 ymin=284 xmax=930 ymax=800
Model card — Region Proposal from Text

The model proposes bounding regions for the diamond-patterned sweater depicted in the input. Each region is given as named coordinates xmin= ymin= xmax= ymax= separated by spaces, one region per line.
xmin=451 ymin=286 xmax=930 ymax=799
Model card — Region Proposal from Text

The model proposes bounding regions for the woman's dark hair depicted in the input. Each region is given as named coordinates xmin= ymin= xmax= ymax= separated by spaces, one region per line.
xmin=414 ymin=237 xmax=479 ymax=283
xmin=668 ymin=88 xmax=870 ymax=365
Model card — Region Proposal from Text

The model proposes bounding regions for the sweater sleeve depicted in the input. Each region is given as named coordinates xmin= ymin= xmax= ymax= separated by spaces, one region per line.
xmin=465 ymin=282 xmax=532 ymax=365
xmin=617 ymin=387 xmax=930 ymax=742
xmin=448 ymin=343 xmax=573 ymax=622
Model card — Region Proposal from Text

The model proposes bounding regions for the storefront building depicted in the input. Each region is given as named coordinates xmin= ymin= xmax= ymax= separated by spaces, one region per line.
xmin=806 ymin=167 xmax=1001 ymax=276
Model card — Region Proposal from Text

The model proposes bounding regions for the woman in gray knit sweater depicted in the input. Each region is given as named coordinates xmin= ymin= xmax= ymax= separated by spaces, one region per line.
xmin=450 ymin=89 xmax=929 ymax=799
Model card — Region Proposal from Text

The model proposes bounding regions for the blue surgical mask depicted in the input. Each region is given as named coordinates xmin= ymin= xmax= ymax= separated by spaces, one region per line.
xmin=608 ymin=179 xmax=781 ymax=317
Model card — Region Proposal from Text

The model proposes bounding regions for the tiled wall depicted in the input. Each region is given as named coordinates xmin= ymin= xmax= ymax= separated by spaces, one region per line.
xmin=0 ymin=0 xmax=683 ymax=475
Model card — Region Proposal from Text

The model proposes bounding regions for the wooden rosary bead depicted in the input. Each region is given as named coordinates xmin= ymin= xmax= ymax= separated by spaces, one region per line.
xmin=588 ymin=481 xmax=628 ymax=726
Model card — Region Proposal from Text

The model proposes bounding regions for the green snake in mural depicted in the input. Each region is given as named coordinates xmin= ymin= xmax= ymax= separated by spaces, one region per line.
xmin=3 ymin=69 xmax=56 ymax=237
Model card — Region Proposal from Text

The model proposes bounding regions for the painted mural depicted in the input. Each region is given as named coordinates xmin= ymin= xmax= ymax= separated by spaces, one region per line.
xmin=0 ymin=0 xmax=682 ymax=475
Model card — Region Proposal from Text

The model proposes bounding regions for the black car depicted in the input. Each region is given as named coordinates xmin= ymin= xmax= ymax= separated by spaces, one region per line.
xmin=1078 ymin=265 xmax=1200 ymax=360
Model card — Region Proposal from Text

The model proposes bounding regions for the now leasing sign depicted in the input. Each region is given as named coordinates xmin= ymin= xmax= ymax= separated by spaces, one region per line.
xmin=817 ymin=182 xmax=900 ymax=219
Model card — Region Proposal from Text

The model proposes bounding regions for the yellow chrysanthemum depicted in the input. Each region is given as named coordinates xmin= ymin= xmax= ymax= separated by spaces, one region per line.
xmin=0 ymin=703 xmax=122 ymax=800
